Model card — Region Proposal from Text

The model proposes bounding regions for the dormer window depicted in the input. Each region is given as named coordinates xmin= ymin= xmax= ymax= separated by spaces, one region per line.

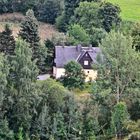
xmin=84 ymin=61 xmax=89 ymax=65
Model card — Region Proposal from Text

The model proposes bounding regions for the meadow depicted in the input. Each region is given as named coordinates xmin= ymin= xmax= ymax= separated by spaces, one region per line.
xmin=108 ymin=0 xmax=140 ymax=21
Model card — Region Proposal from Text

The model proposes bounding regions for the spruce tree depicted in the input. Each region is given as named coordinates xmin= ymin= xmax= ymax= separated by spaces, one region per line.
xmin=0 ymin=24 xmax=15 ymax=56
xmin=19 ymin=9 xmax=40 ymax=51
xmin=19 ymin=9 xmax=46 ymax=73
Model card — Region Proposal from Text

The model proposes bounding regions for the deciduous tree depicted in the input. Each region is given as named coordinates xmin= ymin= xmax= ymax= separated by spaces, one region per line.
xmin=95 ymin=31 xmax=139 ymax=103
xmin=111 ymin=102 xmax=129 ymax=139
xmin=131 ymin=22 xmax=140 ymax=51
xmin=7 ymin=39 xmax=39 ymax=134
xmin=62 ymin=61 xmax=85 ymax=89
xmin=68 ymin=24 xmax=90 ymax=45
xmin=99 ymin=2 xmax=121 ymax=32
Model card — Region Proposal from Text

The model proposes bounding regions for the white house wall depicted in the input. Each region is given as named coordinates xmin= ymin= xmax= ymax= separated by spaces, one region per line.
xmin=84 ymin=69 xmax=97 ymax=82
xmin=53 ymin=67 xmax=65 ymax=79
xmin=53 ymin=67 xmax=97 ymax=82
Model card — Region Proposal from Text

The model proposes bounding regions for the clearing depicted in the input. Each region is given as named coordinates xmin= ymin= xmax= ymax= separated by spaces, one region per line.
xmin=108 ymin=0 xmax=140 ymax=21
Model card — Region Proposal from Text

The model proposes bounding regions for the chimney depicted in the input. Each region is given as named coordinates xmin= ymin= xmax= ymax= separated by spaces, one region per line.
xmin=89 ymin=44 xmax=92 ymax=49
xmin=89 ymin=44 xmax=93 ymax=52
xmin=76 ymin=44 xmax=82 ymax=52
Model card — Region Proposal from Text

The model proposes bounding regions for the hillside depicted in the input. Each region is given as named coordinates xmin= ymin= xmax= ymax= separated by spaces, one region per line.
xmin=108 ymin=0 xmax=140 ymax=21
xmin=0 ymin=13 xmax=59 ymax=41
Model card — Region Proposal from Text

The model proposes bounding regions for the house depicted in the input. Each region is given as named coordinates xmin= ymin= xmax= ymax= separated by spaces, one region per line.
xmin=53 ymin=45 xmax=101 ymax=82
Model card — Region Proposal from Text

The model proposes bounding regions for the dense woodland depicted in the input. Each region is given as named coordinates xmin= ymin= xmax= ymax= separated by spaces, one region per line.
xmin=0 ymin=0 xmax=140 ymax=140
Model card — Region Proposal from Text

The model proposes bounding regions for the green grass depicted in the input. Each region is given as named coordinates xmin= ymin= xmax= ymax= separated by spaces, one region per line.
xmin=107 ymin=0 xmax=140 ymax=21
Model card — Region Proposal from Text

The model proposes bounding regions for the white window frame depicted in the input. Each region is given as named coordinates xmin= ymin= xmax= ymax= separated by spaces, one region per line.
xmin=84 ymin=60 xmax=89 ymax=66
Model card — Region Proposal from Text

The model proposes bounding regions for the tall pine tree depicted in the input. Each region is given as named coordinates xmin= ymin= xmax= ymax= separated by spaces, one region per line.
xmin=19 ymin=9 xmax=47 ymax=73
xmin=19 ymin=9 xmax=40 ymax=58
xmin=0 ymin=24 xmax=15 ymax=56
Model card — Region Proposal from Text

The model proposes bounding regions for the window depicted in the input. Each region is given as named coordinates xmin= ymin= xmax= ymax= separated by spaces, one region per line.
xmin=84 ymin=61 xmax=89 ymax=65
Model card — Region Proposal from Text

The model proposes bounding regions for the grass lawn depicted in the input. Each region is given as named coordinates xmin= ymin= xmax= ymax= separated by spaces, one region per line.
xmin=73 ymin=83 xmax=92 ymax=100
xmin=107 ymin=0 xmax=140 ymax=21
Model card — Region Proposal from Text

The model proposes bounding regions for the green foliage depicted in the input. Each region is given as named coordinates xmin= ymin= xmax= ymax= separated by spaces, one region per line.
xmin=99 ymin=2 xmax=121 ymax=32
xmin=125 ymin=120 xmax=140 ymax=140
xmin=131 ymin=22 xmax=140 ymax=51
xmin=72 ymin=2 xmax=101 ymax=31
xmin=45 ymin=39 xmax=55 ymax=71
xmin=90 ymin=27 xmax=106 ymax=46
xmin=118 ymin=21 xmax=134 ymax=36
xmin=19 ymin=9 xmax=40 ymax=58
xmin=61 ymin=61 xmax=85 ymax=89
xmin=68 ymin=24 xmax=90 ymax=45
xmin=71 ymin=2 xmax=107 ymax=46
xmin=51 ymin=33 xmax=69 ymax=46
xmin=95 ymin=31 xmax=140 ymax=103
xmin=0 ymin=24 xmax=15 ymax=56
xmin=64 ymin=0 xmax=80 ymax=27
xmin=0 ymin=53 xmax=8 ymax=109
xmin=0 ymin=119 xmax=14 ymax=140
xmin=35 ymin=0 xmax=63 ymax=24
xmin=7 ymin=38 xmax=39 ymax=133
xmin=32 ymin=79 xmax=82 ymax=139
xmin=91 ymin=31 xmax=140 ymax=138
xmin=19 ymin=9 xmax=47 ymax=73
xmin=17 ymin=127 xmax=24 ymax=140
xmin=56 ymin=12 xmax=67 ymax=32
xmin=37 ymin=43 xmax=48 ymax=74
xmin=111 ymin=102 xmax=129 ymax=138
xmin=81 ymin=101 xmax=97 ymax=140
xmin=0 ymin=0 xmax=37 ymax=14
xmin=56 ymin=0 xmax=80 ymax=31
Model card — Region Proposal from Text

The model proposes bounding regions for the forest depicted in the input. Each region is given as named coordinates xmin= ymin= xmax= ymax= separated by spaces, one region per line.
xmin=0 ymin=0 xmax=140 ymax=140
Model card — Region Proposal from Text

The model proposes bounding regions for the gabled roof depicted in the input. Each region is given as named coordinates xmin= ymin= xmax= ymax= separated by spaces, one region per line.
xmin=54 ymin=45 xmax=101 ymax=68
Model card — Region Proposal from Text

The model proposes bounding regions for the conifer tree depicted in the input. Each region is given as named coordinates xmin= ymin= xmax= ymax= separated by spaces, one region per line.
xmin=19 ymin=9 xmax=40 ymax=54
xmin=7 ymin=39 xmax=39 ymax=133
xmin=0 ymin=24 xmax=15 ymax=56
xmin=0 ymin=54 xmax=13 ymax=140
xmin=19 ymin=9 xmax=47 ymax=73
xmin=0 ymin=54 xmax=9 ymax=114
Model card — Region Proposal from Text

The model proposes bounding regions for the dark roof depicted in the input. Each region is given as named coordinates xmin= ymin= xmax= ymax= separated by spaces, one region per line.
xmin=54 ymin=46 xmax=101 ymax=68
